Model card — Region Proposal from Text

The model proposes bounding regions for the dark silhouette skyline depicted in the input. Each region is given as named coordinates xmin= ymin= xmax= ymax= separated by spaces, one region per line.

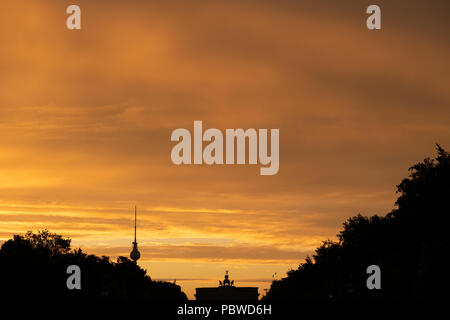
xmin=0 ymin=230 xmax=187 ymax=300
xmin=1 ymin=144 xmax=449 ymax=300
xmin=265 ymin=145 xmax=450 ymax=300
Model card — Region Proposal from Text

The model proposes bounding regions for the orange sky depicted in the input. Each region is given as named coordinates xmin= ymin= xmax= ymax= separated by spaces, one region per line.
xmin=0 ymin=0 xmax=449 ymax=298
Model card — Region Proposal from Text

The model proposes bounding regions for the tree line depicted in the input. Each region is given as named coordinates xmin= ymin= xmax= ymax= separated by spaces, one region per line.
xmin=266 ymin=145 xmax=450 ymax=299
xmin=0 ymin=230 xmax=187 ymax=300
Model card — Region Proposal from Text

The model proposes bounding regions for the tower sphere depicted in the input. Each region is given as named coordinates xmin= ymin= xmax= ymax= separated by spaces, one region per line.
xmin=130 ymin=206 xmax=140 ymax=262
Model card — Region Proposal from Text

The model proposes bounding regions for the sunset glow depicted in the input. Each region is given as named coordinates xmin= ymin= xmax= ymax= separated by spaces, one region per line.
xmin=1 ymin=0 xmax=449 ymax=298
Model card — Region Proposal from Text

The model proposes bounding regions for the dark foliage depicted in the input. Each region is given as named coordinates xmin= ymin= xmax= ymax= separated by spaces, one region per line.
xmin=266 ymin=145 xmax=450 ymax=300
xmin=0 ymin=230 xmax=187 ymax=301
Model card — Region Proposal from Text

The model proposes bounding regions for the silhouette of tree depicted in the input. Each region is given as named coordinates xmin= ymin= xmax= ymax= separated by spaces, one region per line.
xmin=0 ymin=230 xmax=187 ymax=301
xmin=266 ymin=144 xmax=450 ymax=300
xmin=22 ymin=230 xmax=71 ymax=255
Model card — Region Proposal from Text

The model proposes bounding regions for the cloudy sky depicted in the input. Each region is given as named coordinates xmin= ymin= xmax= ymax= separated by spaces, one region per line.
xmin=0 ymin=0 xmax=449 ymax=298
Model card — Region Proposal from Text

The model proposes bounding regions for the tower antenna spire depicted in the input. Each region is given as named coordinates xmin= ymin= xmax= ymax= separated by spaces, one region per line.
xmin=130 ymin=204 xmax=140 ymax=262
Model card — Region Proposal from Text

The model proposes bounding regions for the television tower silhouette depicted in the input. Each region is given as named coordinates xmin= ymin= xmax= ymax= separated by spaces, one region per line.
xmin=130 ymin=205 xmax=140 ymax=262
